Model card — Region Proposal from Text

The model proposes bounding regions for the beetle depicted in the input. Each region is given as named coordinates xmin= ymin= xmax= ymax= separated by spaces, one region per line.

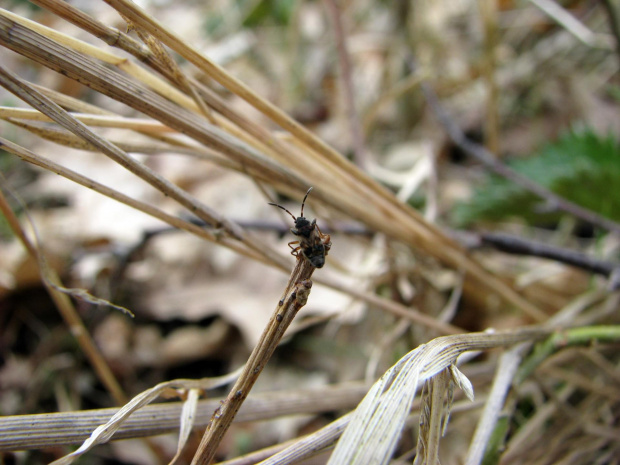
xmin=269 ymin=187 xmax=331 ymax=268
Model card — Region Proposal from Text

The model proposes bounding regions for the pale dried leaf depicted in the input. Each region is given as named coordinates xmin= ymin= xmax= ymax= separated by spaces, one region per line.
xmin=450 ymin=364 xmax=474 ymax=402
xmin=329 ymin=329 xmax=549 ymax=464
xmin=169 ymin=388 xmax=200 ymax=465
xmin=50 ymin=370 xmax=241 ymax=465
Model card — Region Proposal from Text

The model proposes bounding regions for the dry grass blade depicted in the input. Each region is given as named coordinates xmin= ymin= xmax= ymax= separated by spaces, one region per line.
xmin=0 ymin=383 xmax=368 ymax=451
xmin=1 ymin=117 xmax=231 ymax=163
xmin=170 ymin=388 xmax=200 ymax=465
xmin=0 ymin=6 xmax=547 ymax=321
xmin=0 ymin=107 xmax=170 ymax=130
xmin=258 ymin=413 xmax=352 ymax=465
xmin=464 ymin=344 xmax=530 ymax=465
xmin=49 ymin=371 xmax=242 ymax=465
xmin=328 ymin=327 xmax=551 ymax=464
xmin=530 ymin=0 xmax=614 ymax=48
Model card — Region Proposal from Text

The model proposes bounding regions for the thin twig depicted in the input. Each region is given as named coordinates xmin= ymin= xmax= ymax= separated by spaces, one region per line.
xmin=476 ymin=231 xmax=620 ymax=283
xmin=323 ymin=0 xmax=368 ymax=169
xmin=419 ymin=76 xmax=620 ymax=235
xmin=191 ymin=253 xmax=326 ymax=465
xmin=600 ymin=0 xmax=620 ymax=67
xmin=530 ymin=0 xmax=612 ymax=49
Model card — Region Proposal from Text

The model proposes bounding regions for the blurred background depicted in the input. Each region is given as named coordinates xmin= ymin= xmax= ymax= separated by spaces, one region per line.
xmin=1 ymin=0 xmax=619 ymax=463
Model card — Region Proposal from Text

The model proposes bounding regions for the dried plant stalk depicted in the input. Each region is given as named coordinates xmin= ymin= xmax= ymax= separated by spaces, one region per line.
xmin=192 ymin=245 xmax=329 ymax=464
xmin=0 ymin=7 xmax=547 ymax=321
xmin=0 ymin=383 xmax=366 ymax=452
xmin=0 ymin=137 xmax=263 ymax=262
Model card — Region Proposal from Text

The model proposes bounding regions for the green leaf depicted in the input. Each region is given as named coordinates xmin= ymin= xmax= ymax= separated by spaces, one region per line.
xmin=242 ymin=0 xmax=296 ymax=27
xmin=453 ymin=129 xmax=620 ymax=227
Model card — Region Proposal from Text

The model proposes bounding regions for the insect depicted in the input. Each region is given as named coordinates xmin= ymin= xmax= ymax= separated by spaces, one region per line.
xmin=269 ymin=187 xmax=331 ymax=268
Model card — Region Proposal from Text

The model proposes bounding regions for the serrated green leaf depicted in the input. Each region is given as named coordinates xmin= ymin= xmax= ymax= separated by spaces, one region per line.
xmin=453 ymin=129 xmax=620 ymax=227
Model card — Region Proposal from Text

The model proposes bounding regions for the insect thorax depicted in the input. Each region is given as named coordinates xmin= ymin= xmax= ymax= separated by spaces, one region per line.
xmin=292 ymin=217 xmax=316 ymax=237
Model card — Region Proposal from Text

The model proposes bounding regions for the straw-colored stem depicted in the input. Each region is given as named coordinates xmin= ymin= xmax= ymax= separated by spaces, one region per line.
xmin=0 ymin=383 xmax=367 ymax=451
xmin=479 ymin=0 xmax=500 ymax=155
xmin=1 ymin=107 xmax=176 ymax=132
xmin=0 ymin=137 xmax=267 ymax=264
xmin=0 ymin=63 xmax=282 ymax=266
xmin=424 ymin=371 xmax=451 ymax=465
xmin=324 ymin=0 xmax=368 ymax=169
xmin=191 ymin=257 xmax=320 ymax=465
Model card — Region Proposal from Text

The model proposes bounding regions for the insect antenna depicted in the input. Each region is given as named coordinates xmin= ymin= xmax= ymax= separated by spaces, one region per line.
xmin=300 ymin=187 xmax=313 ymax=217
xmin=268 ymin=202 xmax=297 ymax=221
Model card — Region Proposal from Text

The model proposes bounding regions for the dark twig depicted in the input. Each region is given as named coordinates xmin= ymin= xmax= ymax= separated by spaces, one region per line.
xmin=463 ymin=230 xmax=620 ymax=289
xmin=186 ymin=217 xmax=369 ymax=236
xmin=324 ymin=0 xmax=368 ymax=170
xmin=418 ymin=77 xmax=620 ymax=235
xmin=600 ymin=0 xmax=620 ymax=68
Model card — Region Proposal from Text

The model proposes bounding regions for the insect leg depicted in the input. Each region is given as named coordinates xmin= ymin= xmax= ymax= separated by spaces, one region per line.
xmin=315 ymin=222 xmax=326 ymax=237
xmin=288 ymin=241 xmax=301 ymax=256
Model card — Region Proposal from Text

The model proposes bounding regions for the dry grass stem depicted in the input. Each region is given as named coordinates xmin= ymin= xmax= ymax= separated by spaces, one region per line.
xmin=464 ymin=344 xmax=530 ymax=465
xmin=48 ymin=372 xmax=243 ymax=465
xmin=258 ymin=413 xmax=351 ymax=465
xmin=191 ymin=253 xmax=325 ymax=464
xmin=530 ymin=0 xmax=614 ymax=48
xmin=0 ymin=6 xmax=547 ymax=321
xmin=1 ymin=107 xmax=177 ymax=133
xmin=324 ymin=0 xmax=368 ymax=169
xmin=0 ymin=382 xmax=366 ymax=452
xmin=0 ymin=137 xmax=267 ymax=263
